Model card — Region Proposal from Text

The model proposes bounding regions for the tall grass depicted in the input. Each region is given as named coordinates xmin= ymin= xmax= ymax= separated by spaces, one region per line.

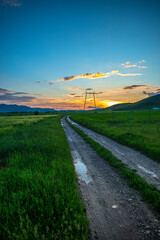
xmin=70 ymin=110 xmax=160 ymax=162
xmin=0 ymin=116 xmax=89 ymax=239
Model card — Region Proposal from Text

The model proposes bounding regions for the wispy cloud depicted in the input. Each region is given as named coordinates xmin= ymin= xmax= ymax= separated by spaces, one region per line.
xmin=143 ymin=90 xmax=160 ymax=97
xmin=0 ymin=0 xmax=22 ymax=7
xmin=64 ymin=86 xmax=83 ymax=91
xmin=0 ymin=88 xmax=35 ymax=103
xmin=123 ymin=63 xmax=137 ymax=68
xmin=122 ymin=85 xmax=148 ymax=90
xmin=69 ymin=93 xmax=76 ymax=96
xmin=0 ymin=88 xmax=13 ymax=93
xmin=74 ymin=95 xmax=82 ymax=98
xmin=121 ymin=60 xmax=147 ymax=69
xmin=59 ymin=70 xmax=141 ymax=81
xmin=139 ymin=60 xmax=145 ymax=63
xmin=86 ymin=88 xmax=92 ymax=91
xmin=138 ymin=66 xmax=147 ymax=69
xmin=0 ymin=88 xmax=28 ymax=94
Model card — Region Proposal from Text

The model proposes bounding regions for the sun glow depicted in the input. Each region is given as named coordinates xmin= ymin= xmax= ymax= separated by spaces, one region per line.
xmin=99 ymin=100 xmax=123 ymax=108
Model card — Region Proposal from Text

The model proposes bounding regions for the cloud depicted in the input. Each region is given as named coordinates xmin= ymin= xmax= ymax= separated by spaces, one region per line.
xmin=63 ymin=76 xmax=77 ymax=81
xmin=0 ymin=88 xmax=35 ymax=103
xmin=0 ymin=94 xmax=35 ymax=102
xmin=65 ymin=86 xmax=83 ymax=91
xmin=143 ymin=90 xmax=160 ymax=97
xmin=122 ymin=85 xmax=148 ymax=90
xmin=0 ymin=88 xmax=12 ymax=93
xmin=0 ymin=88 xmax=28 ymax=95
xmin=139 ymin=60 xmax=145 ymax=63
xmin=71 ymin=87 xmax=83 ymax=90
xmin=35 ymin=81 xmax=40 ymax=84
xmin=121 ymin=60 xmax=147 ymax=69
xmin=59 ymin=70 xmax=141 ymax=81
xmin=0 ymin=0 xmax=22 ymax=7
xmin=48 ymin=82 xmax=54 ymax=85
xmin=117 ymin=72 xmax=141 ymax=77
xmin=138 ymin=66 xmax=148 ymax=69
xmin=124 ymin=64 xmax=137 ymax=68
xmin=86 ymin=88 xmax=92 ymax=91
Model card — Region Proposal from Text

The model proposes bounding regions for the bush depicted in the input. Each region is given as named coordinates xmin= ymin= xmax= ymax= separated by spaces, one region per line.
xmin=34 ymin=111 xmax=39 ymax=115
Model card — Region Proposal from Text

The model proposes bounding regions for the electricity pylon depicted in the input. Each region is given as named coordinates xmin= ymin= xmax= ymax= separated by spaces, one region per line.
xmin=84 ymin=91 xmax=100 ymax=110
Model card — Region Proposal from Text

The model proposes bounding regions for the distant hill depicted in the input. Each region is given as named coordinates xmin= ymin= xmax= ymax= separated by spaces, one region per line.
xmin=0 ymin=104 xmax=55 ymax=113
xmin=107 ymin=94 xmax=160 ymax=111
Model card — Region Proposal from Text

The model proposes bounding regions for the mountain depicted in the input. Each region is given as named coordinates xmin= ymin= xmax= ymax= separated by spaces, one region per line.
xmin=0 ymin=104 xmax=55 ymax=113
xmin=107 ymin=94 xmax=160 ymax=111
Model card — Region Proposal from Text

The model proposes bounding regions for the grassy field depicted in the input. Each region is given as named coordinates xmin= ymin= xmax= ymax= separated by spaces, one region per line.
xmin=0 ymin=115 xmax=89 ymax=239
xmin=0 ymin=114 xmax=56 ymax=134
xmin=70 ymin=110 xmax=160 ymax=162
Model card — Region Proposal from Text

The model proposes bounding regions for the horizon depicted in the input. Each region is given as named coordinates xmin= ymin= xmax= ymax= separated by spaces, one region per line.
xmin=0 ymin=0 xmax=160 ymax=110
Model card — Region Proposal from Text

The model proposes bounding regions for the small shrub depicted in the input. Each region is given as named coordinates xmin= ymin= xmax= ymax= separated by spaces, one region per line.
xmin=34 ymin=111 xmax=39 ymax=115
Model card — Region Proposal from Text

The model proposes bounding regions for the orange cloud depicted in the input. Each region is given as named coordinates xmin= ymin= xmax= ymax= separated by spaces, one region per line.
xmin=65 ymin=86 xmax=83 ymax=90
xmin=59 ymin=70 xmax=141 ymax=81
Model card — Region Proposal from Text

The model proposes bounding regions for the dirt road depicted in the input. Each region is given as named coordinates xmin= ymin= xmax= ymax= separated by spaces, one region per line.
xmin=67 ymin=116 xmax=160 ymax=190
xmin=62 ymin=118 xmax=160 ymax=240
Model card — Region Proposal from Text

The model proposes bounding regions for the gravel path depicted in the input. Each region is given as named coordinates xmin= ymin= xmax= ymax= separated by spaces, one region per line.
xmin=62 ymin=118 xmax=160 ymax=240
xmin=67 ymin=116 xmax=160 ymax=190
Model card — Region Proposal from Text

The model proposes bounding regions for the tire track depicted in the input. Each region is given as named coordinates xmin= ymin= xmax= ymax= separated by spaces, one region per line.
xmin=62 ymin=118 xmax=160 ymax=240
xmin=67 ymin=116 xmax=160 ymax=190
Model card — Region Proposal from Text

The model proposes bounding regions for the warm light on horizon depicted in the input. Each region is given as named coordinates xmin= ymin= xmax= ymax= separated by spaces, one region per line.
xmin=99 ymin=100 xmax=123 ymax=108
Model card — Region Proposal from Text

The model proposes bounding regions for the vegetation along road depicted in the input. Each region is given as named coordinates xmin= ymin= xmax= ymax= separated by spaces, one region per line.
xmin=62 ymin=117 xmax=160 ymax=240
xmin=67 ymin=116 xmax=160 ymax=190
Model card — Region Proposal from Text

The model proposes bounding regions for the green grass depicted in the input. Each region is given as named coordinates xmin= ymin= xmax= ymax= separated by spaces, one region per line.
xmin=70 ymin=110 xmax=160 ymax=162
xmin=0 ymin=115 xmax=56 ymax=134
xmin=0 ymin=116 xmax=89 ymax=239
xmin=66 ymin=118 xmax=160 ymax=215
xmin=107 ymin=94 xmax=160 ymax=111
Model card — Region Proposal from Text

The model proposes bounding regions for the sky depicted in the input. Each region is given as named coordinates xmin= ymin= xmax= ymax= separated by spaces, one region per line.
xmin=0 ymin=0 xmax=160 ymax=110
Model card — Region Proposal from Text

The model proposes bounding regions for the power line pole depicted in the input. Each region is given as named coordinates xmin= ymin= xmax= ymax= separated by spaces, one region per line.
xmin=84 ymin=91 xmax=99 ymax=110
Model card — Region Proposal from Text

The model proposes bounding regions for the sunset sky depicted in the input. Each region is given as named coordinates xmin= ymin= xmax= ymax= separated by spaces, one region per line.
xmin=0 ymin=0 xmax=160 ymax=110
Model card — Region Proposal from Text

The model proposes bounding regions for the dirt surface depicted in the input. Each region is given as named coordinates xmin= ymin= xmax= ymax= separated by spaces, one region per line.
xmin=67 ymin=116 xmax=160 ymax=190
xmin=62 ymin=118 xmax=160 ymax=240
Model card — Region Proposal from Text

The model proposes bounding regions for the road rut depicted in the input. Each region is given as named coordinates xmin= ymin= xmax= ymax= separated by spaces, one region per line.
xmin=62 ymin=118 xmax=160 ymax=240
xmin=67 ymin=116 xmax=160 ymax=190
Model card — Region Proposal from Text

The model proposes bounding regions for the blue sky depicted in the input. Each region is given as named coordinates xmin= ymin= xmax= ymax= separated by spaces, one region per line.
xmin=0 ymin=0 xmax=160 ymax=109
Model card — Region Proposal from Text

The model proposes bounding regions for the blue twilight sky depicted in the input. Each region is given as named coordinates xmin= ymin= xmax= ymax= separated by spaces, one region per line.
xmin=0 ymin=0 xmax=160 ymax=109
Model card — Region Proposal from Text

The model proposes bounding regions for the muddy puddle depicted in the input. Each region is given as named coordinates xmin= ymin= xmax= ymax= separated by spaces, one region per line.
xmin=74 ymin=161 xmax=91 ymax=183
